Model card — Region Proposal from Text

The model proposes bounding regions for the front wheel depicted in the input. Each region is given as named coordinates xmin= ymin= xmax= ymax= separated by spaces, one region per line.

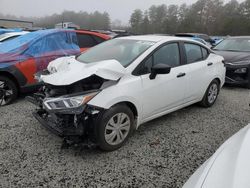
xmin=0 ymin=76 xmax=18 ymax=106
xmin=94 ymin=104 xmax=135 ymax=151
xmin=200 ymin=80 xmax=220 ymax=107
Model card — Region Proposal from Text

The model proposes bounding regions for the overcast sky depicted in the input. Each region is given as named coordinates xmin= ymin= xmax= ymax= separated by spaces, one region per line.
xmin=0 ymin=0 xmax=244 ymax=23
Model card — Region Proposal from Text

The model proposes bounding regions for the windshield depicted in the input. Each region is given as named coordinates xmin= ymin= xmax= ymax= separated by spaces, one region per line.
xmin=76 ymin=39 xmax=155 ymax=67
xmin=213 ymin=38 xmax=250 ymax=52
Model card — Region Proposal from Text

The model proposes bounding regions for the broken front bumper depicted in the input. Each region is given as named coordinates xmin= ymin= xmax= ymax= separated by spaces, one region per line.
xmin=33 ymin=109 xmax=87 ymax=137
xmin=33 ymin=109 xmax=64 ymax=137
xmin=27 ymin=95 xmax=103 ymax=138
xmin=225 ymin=63 xmax=250 ymax=86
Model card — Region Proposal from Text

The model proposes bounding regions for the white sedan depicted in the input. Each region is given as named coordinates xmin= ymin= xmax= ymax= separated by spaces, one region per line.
xmin=30 ymin=35 xmax=226 ymax=151
xmin=183 ymin=124 xmax=250 ymax=188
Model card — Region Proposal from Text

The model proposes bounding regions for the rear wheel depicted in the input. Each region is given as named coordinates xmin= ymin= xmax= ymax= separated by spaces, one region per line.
xmin=95 ymin=104 xmax=135 ymax=151
xmin=0 ymin=76 xmax=18 ymax=106
xmin=200 ymin=79 xmax=219 ymax=107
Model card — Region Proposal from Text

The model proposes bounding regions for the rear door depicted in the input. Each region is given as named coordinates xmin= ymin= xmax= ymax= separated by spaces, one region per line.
xmin=182 ymin=42 xmax=212 ymax=100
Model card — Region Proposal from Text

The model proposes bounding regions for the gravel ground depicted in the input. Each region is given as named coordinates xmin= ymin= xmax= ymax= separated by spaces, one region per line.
xmin=0 ymin=87 xmax=250 ymax=188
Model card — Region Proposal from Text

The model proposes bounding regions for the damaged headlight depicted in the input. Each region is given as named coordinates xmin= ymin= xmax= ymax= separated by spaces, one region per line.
xmin=43 ymin=91 xmax=98 ymax=110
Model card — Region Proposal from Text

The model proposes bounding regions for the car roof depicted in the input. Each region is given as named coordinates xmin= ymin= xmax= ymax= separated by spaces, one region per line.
xmin=116 ymin=35 xmax=202 ymax=43
xmin=227 ymin=36 xmax=250 ymax=39
xmin=175 ymin=33 xmax=208 ymax=36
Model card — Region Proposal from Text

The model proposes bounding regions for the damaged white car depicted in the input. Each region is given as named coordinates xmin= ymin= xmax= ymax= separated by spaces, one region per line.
xmin=28 ymin=36 xmax=225 ymax=151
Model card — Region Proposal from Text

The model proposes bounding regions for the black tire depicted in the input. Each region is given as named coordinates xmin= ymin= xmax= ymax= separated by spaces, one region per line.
xmin=94 ymin=104 xmax=135 ymax=151
xmin=0 ymin=76 xmax=18 ymax=106
xmin=200 ymin=79 xmax=220 ymax=107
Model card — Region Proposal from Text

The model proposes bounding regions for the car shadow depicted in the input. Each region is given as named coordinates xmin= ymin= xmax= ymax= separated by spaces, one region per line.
xmin=63 ymin=104 xmax=199 ymax=156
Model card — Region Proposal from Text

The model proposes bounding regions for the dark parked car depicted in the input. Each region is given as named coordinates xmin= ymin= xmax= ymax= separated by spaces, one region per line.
xmin=0 ymin=29 xmax=110 ymax=106
xmin=213 ymin=36 xmax=250 ymax=88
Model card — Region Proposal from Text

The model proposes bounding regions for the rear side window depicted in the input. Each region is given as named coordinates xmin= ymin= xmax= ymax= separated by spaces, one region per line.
xmin=184 ymin=43 xmax=203 ymax=63
xmin=76 ymin=34 xmax=97 ymax=48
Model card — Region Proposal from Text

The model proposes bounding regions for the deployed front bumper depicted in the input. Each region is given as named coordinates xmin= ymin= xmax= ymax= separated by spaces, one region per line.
xmin=225 ymin=63 xmax=250 ymax=86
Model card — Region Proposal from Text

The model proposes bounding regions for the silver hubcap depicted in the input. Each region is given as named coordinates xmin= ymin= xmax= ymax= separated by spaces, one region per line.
xmin=0 ymin=81 xmax=13 ymax=106
xmin=208 ymin=83 xmax=218 ymax=104
xmin=104 ymin=113 xmax=131 ymax=146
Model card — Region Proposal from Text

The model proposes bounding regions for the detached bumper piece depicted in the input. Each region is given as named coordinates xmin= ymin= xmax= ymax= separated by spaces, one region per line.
xmin=225 ymin=64 xmax=250 ymax=86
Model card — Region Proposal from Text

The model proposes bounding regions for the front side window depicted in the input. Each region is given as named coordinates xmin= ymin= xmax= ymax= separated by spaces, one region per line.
xmin=76 ymin=39 xmax=155 ymax=67
xmin=153 ymin=43 xmax=180 ymax=67
xmin=136 ymin=43 xmax=180 ymax=75
xmin=184 ymin=43 xmax=203 ymax=64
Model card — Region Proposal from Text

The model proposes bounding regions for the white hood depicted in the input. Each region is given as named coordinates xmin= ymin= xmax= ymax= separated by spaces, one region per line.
xmin=183 ymin=124 xmax=250 ymax=188
xmin=41 ymin=56 xmax=126 ymax=86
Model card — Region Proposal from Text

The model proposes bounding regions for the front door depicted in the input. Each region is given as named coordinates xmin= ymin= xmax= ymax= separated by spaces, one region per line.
xmin=138 ymin=42 xmax=189 ymax=120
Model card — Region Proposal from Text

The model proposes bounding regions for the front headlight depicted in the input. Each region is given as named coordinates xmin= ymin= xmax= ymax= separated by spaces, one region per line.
xmin=234 ymin=68 xmax=247 ymax=74
xmin=43 ymin=92 xmax=98 ymax=110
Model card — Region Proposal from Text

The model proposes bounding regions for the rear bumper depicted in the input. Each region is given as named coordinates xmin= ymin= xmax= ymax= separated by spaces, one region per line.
xmin=225 ymin=64 xmax=250 ymax=86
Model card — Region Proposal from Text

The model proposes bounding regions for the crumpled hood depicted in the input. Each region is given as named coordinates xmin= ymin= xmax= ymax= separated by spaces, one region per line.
xmin=214 ymin=50 xmax=250 ymax=64
xmin=41 ymin=56 xmax=126 ymax=86
xmin=183 ymin=124 xmax=250 ymax=188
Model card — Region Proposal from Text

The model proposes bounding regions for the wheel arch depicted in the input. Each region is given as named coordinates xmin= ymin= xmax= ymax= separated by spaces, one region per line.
xmin=214 ymin=77 xmax=221 ymax=87
xmin=111 ymin=101 xmax=138 ymax=118
xmin=92 ymin=97 xmax=142 ymax=128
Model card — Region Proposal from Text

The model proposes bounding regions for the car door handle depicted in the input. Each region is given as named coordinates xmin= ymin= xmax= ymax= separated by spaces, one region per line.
xmin=177 ymin=73 xmax=186 ymax=78
xmin=207 ymin=62 xmax=213 ymax=66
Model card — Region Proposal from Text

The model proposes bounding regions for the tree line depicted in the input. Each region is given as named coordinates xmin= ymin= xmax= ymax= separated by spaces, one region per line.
xmin=0 ymin=10 xmax=111 ymax=30
xmin=1 ymin=0 xmax=249 ymax=35
xmin=129 ymin=0 xmax=250 ymax=35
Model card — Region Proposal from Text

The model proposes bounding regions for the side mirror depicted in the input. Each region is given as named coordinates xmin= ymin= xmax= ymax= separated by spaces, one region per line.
xmin=149 ymin=64 xmax=171 ymax=80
